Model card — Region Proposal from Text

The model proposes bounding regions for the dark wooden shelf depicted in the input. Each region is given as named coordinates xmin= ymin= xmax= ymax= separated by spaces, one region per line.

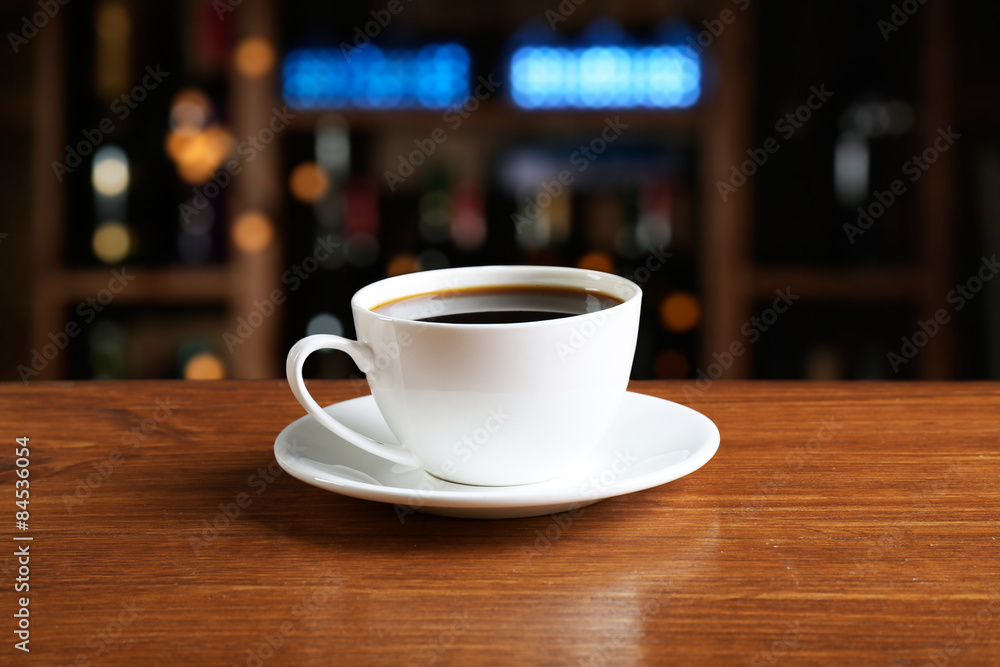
xmin=752 ymin=267 xmax=926 ymax=302
xmin=286 ymin=105 xmax=701 ymax=134
xmin=349 ymin=0 xmax=711 ymax=32
xmin=25 ymin=0 xmax=956 ymax=382
xmin=38 ymin=267 xmax=232 ymax=305
xmin=29 ymin=2 xmax=284 ymax=380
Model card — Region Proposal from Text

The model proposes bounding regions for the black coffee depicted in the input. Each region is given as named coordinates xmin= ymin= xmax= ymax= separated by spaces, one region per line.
xmin=372 ymin=285 xmax=623 ymax=324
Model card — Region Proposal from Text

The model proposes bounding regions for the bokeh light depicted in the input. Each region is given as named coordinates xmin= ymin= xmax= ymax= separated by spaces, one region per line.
xmin=88 ymin=320 xmax=127 ymax=380
xmin=92 ymin=145 xmax=129 ymax=197
xmin=450 ymin=214 xmax=486 ymax=251
xmin=96 ymin=2 xmax=129 ymax=41
xmin=92 ymin=221 xmax=131 ymax=264
xmin=450 ymin=184 xmax=486 ymax=251
xmin=386 ymin=253 xmax=421 ymax=277
xmin=165 ymin=126 xmax=233 ymax=184
xmin=231 ymin=212 xmax=274 ymax=253
xmin=289 ymin=162 xmax=329 ymax=203
xmin=94 ymin=1 xmax=130 ymax=99
xmin=170 ymin=88 xmax=212 ymax=130
xmin=576 ymin=251 xmax=615 ymax=274
xmin=614 ymin=225 xmax=643 ymax=260
xmin=183 ymin=352 xmax=226 ymax=380
xmin=283 ymin=44 xmax=470 ymax=109
xmin=548 ymin=188 xmax=572 ymax=243
xmin=235 ymin=37 xmax=276 ymax=78
xmin=344 ymin=180 xmax=380 ymax=237
xmin=660 ymin=291 xmax=702 ymax=333
xmin=316 ymin=115 xmax=351 ymax=177
xmin=306 ymin=313 xmax=344 ymax=337
xmin=419 ymin=191 xmax=451 ymax=244
xmin=510 ymin=45 xmax=700 ymax=109
xmin=637 ymin=212 xmax=673 ymax=249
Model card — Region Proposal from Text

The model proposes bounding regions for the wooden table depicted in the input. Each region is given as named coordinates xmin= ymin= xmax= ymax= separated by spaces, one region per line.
xmin=2 ymin=380 xmax=999 ymax=665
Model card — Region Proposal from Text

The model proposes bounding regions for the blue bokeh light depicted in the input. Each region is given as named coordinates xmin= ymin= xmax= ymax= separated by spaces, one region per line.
xmin=510 ymin=45 xmax=700 ymax=109
xmin=283 ymin=44 xmax=471 ymax=110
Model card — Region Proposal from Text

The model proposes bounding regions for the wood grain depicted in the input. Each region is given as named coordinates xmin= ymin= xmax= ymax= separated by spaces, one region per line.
xmin=1 ymin=380 xmax=998 ymax=665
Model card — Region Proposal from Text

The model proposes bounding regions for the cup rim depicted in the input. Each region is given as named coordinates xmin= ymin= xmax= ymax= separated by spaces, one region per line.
xmin=352 ymin=265 xmax=642 ymax=328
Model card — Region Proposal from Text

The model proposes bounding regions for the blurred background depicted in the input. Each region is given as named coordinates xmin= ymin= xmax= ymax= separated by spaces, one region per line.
xmin=1 ymin=0 xmax=998 ymax=383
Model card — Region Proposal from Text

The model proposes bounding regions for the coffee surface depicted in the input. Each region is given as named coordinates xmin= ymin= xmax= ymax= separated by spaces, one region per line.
xmin=373 ymin=285 xmax=623 ymax=324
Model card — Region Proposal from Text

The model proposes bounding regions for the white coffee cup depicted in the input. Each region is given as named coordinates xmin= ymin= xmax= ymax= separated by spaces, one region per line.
xmin=286 ymin=265 xmax=641 ymax=486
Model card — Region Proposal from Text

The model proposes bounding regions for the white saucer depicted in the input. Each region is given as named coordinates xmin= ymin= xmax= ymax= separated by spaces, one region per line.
xmin=274 ymin=391 xmax=720 ymax=519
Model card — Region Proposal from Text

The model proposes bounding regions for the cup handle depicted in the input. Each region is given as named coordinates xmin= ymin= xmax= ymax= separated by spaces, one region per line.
xmin=286 ymin=334 xmax=422 ymax=468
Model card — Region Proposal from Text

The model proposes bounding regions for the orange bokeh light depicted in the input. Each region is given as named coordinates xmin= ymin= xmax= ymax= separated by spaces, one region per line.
xmin=386 ymin=253 xmax=421 ymax=277
xmin=170 ymin=88 xmax=212 ymax=130
xmin=235 ymin=37 xmax=275 ymax=78
xmin=231 ymin=212 xmax=274 ymax=253
xmin=165 ymin=125 xmax=233 ymax=184
xmin=576 ymin=251 xmax=615 ymax=274
xmin=183 ymin=353 xmax=226 ymax=380
xmin=289 ymin=162 xmax=329 ymax=203
xmin=660 ymin=291 xmax=702 ymax=333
